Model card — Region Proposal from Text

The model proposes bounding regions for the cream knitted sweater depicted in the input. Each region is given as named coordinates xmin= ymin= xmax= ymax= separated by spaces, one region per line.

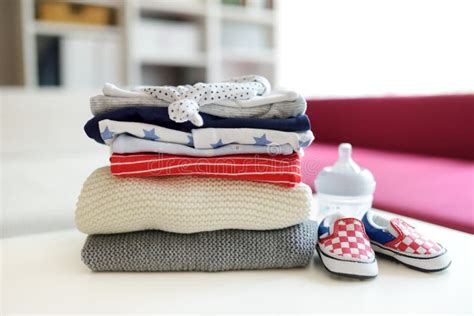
xmin=75 ymin=167 xmax=312 ymax=234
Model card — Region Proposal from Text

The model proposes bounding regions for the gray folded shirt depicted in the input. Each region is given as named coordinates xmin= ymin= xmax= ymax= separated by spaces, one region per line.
xmin=90 ymin=95 xmax=307 ymax=119
xmin=82 ymin=221 xmax=318 ymax=272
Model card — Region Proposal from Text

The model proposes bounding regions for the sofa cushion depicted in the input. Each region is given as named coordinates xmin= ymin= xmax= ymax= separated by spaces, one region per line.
xmin=302 ymin=143 xmax=474 ymax=233
xmin=305 ymin=94 xmax=474 ymax=160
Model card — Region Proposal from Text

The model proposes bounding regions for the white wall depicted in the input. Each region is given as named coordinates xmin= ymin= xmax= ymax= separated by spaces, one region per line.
xmin=276 ymin=0 xmax=474 ymax=97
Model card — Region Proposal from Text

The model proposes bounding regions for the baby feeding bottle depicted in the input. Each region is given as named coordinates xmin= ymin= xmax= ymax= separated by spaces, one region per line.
xmin=315 ymin=143 xmax=376 ymax=219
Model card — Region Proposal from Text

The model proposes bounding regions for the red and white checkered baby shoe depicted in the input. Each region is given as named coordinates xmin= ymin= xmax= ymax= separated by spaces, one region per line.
xmin=363 ymin=211 xmax=451 ymax=272
xmin=317 ymin=213 xmax=378 ymax=278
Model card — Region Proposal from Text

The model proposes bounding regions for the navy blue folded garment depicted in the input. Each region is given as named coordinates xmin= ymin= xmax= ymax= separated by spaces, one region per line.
xmin=84 ymin=106 xmax=311 ymax=144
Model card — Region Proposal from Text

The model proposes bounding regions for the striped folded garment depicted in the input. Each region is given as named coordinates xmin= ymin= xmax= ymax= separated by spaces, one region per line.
xmin=110 ymin=152 xmax=302 ymax=187
xmin=76 ymin=167 xmax=313 ymax=234
xmin=81 ymin=221 xmax=318 ymax=272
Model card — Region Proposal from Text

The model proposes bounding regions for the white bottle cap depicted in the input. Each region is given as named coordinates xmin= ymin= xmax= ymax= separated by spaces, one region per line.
xmin=315 ymin=143 xmax=376 ymax=196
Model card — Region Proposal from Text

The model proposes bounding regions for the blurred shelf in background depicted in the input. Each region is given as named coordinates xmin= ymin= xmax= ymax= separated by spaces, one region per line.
xmin=0 ymin=0 xmax=276 ymax=88
xmin=32 ymin=20 xmax=120 ymax=37
xmin=221 ymin=5 xmax=274 ymax=25
xmin=222 ymin=49 xmax=275 ymax=64
xmin=139 ymin=53 xmax=208 ymax=68
xmin=139 ymin=0 xmax=207 ymax=17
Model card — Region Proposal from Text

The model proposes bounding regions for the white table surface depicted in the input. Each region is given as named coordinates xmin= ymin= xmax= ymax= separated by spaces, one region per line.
xmin=2 ymin=209 xmax=473 ymax=314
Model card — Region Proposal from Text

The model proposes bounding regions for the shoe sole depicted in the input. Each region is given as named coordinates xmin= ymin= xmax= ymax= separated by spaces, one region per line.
xmin=371 ymin=242 xmax=451 ymax=272
xmin=316 ymin=244 xmax=378 ymax=279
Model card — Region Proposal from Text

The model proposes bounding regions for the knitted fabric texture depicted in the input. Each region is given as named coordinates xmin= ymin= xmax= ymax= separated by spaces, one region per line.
xmin=75 ymin=167 xmax=313 ymax=234
xmin=81 ymin=221 xmax=318 ymax=272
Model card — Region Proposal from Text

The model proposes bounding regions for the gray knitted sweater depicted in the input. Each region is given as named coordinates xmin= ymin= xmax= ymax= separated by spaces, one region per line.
xmin=82 ymin=221 xmax=317 ymax=272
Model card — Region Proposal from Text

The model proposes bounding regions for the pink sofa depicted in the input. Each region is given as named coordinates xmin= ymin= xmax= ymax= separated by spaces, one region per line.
xmin=302 ymin=94 xmax=474 ymax=233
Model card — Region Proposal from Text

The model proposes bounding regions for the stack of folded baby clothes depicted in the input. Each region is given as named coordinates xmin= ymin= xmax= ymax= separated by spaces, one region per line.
xmin=76 ymin=75 xmax=317 ymax=272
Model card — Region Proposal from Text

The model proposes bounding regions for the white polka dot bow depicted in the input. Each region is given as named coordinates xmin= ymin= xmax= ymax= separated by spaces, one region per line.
xmin=140 ymin=75 xmax=271 ymax=126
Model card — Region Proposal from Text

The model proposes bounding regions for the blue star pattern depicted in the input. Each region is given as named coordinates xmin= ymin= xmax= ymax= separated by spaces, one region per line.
xmin=299 ymin=139 xmax=312 ymax=148
xmin=210 ymin=139 xmax=224 ymax=148
xmin=101 ymin=126 xmax=114 ymax=140
xmin=253 ymin=134 xmax=272 ymax=146
xmin=143 ymin=128 xmax=160 ymax=141
xmin=187 ymin=135 xmax=194 ymax=147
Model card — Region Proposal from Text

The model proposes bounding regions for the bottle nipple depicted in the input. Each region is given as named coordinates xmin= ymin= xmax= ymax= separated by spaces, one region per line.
xmin=332 ymin=143 xmax=361 ymax=173
xmin=339 ymin=143 xmax=352 ymax=160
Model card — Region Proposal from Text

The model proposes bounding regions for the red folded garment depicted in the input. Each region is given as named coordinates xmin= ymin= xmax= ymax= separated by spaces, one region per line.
xmin=110 ymin=153 xmax=302 ymax=187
